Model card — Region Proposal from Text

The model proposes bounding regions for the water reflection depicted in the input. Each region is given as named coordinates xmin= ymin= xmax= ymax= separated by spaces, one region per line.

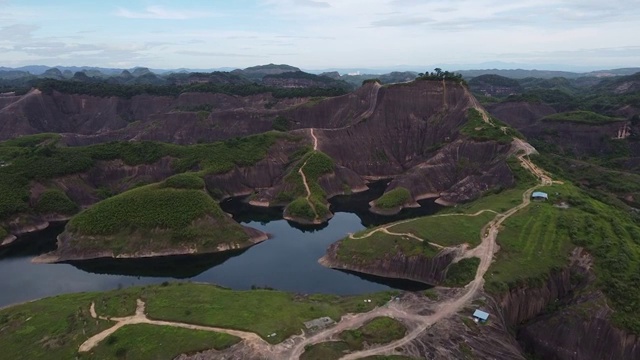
xmin=67 ymin=249 xmax=248 ymax=278
xmin=0 ymin=181 xmax=439 ymax=308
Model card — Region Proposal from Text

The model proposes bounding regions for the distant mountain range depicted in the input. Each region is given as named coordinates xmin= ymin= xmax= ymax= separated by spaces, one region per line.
xmin=2 ymin=63 xmax=639 ymax=80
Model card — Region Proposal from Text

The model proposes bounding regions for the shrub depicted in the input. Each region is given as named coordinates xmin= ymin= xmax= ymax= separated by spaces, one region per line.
xmin=443 ymin=257 xmax=480 ymax=287
xmin=272 ymin=116 xmax=291 ymax=132
xmin=68 ymin=185 xmax=222 ymax=235
xmin=34 ymin=189 xmax=78 ymax=215
xmin=285 ymin=197 xmax=316 ymax=219
xmin=163 ymin=173 xmax=205 ymax=190
xmin=375 ymin=187 xmax=411 ymax=209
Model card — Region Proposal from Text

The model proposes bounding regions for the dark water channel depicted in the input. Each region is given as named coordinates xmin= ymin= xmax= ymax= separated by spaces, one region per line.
xmin=0 ymin=182 xmax=440 ymax=308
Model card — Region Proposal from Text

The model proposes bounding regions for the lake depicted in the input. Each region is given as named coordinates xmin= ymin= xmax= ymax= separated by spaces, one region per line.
xmin=0 ymin=182 xmax=441 ymax=308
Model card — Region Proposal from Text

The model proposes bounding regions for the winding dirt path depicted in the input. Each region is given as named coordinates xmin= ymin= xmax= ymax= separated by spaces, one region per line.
xmin=297 ymin=158 xmax=320 ymax=222
xmin=79 ymin=299 xmax=272 ymax=354
xmin=349 ymin=209 xmax=497 ymax=242
xmin=76 ymin=136 xmax=552 ymax=359
xmin=335 ymin=147 xmax=551 ymax=359
xmin=310 ymin=128 xmax=318 ymax=151
xmin=286 ymin=140 xmax=553 ymax=359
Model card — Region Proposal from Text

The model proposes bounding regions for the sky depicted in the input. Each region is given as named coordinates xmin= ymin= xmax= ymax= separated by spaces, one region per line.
xmin=0 ymin=0 xmax=639 ymax=71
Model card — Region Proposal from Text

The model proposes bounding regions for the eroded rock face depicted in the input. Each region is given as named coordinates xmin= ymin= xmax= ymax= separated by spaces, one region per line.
xmin=519 ymin=291 xmax=640 ymax=360
xmin=486 ymin=101 xmax=557 ymax=129
xmin=3 ymin=81 xmax=517 ymax=252
xmin=35 ymin=219 xmax=268 ymax=264
xmin=487 ymin=101 xmax=640 ymax=160
xmin=398 ymin=292 xmax=526 ymax=360
xmin=319 ymin=242 xmax=462 ymax=286
xmin=497 ymin=249 xmax=640 ymax=360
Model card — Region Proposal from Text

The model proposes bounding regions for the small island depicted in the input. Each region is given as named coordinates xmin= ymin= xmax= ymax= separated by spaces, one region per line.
xmin=35 ymin=173 xmax=267 ymax=263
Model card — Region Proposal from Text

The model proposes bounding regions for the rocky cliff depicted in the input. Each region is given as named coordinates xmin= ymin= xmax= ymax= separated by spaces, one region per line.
xmin=34 ymin=221 xmax=267 ymax=263
xmin=319 ymin=241 xmax=462 ymax=286
xmin=496 ymin=249 xmax=640 ymax=360
xmin=1 ymin=80 xmax=517 ymax=238
xmin=488 ymin=101 xmax=640 ymax=160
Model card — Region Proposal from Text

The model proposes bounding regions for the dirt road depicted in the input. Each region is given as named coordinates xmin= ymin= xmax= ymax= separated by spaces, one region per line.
xmin=334 ymin=146 xmax=550 ymax=359
xmin=310 ymin=128 xmax=318 ymax=151
xmin=76 ymin=133 xmax=553 ymax=359
xmin=296 ymin=158 xmax=320 ymax=222
xmin=286 ymin=139 xmax=552 ymax=359
xmin=79 ymin=299 xmax=272 ymax=354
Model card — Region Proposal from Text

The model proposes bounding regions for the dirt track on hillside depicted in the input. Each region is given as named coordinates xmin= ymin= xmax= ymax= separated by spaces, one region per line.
xmin=79 ymin=299 xmax=274 ymax=355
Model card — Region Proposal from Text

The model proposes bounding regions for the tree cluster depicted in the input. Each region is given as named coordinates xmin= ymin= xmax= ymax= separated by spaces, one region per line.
xmin=417 ymin=68 xmax=465 ymax=83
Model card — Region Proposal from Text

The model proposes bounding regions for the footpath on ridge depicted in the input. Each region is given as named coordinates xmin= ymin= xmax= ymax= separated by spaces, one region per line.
xmin=76 ymin=109 xmax=555 ymax=359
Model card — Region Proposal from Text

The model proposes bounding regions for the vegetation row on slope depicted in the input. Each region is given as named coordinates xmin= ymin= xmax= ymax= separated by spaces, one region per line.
xmin=31 ymin=78 xmax=349 ymax=99
xmin=542 ymin=110 xmax=624 ymax=124
xmin=0 ymin=132 xmax=289 ymax=221
xmin=67 ymin=185 xmax=221 ymax=236
xmin=485 ymin=181 xmax=640 ymax=334
xmin=34 ymin=189 xmax=79 ymax=215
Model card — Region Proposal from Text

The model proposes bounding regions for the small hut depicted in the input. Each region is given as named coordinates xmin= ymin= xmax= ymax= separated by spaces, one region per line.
xmin=473 ymin=309 xmax=490 ymax=323
xmin=532 ymin=191 xmax=548 ymax=201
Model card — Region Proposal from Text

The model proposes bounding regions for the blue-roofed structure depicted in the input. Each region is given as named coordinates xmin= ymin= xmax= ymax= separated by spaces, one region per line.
xmin=473 ymin=309 xmax=490 ymax=322
xmin=532 ymin=191 xmax=548 ymax=200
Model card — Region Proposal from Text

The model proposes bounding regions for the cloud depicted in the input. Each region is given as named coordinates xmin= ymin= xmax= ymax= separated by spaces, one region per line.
xmin=294 ymin=0 xmax=331 ymax=7
xmin=0 ymin=24 xmax=39 ymax=41
xmin=498 ymin=46 xmax=640 ymax=59
xmin=115 ymin=6 xmax=214 ymax=20
xmin=370 ymin=16 xmax=434 ymax=27
xmin=177 ymin=50 xmax=260 ymax=58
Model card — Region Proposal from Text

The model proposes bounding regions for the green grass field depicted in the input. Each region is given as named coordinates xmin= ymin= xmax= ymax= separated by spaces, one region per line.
xmin=0 ymin=292 xmax=111 ymax=359
xmin=83 ymin=324 xmax=239 ymax=359
xmin=391 ymin=212 xmax=494 ymax=247
xmin=485 ymin=184 xmax=576 ymax=293
xmin=485 ymin=182 xmax=640 ymax=334
xmin=109 ymin=283 xmax=396 ymax=344
xmin=0 ymin=283 xmax=398 ymax=359
xmin=332 ymin=206 xmax=492 ymax=270
xmin=337 ymin=231 xmax=438 ymax=264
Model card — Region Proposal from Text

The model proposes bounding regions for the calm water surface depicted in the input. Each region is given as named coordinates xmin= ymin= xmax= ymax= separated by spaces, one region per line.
xmin=0 ymin=182 xmax=440 ymax=308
